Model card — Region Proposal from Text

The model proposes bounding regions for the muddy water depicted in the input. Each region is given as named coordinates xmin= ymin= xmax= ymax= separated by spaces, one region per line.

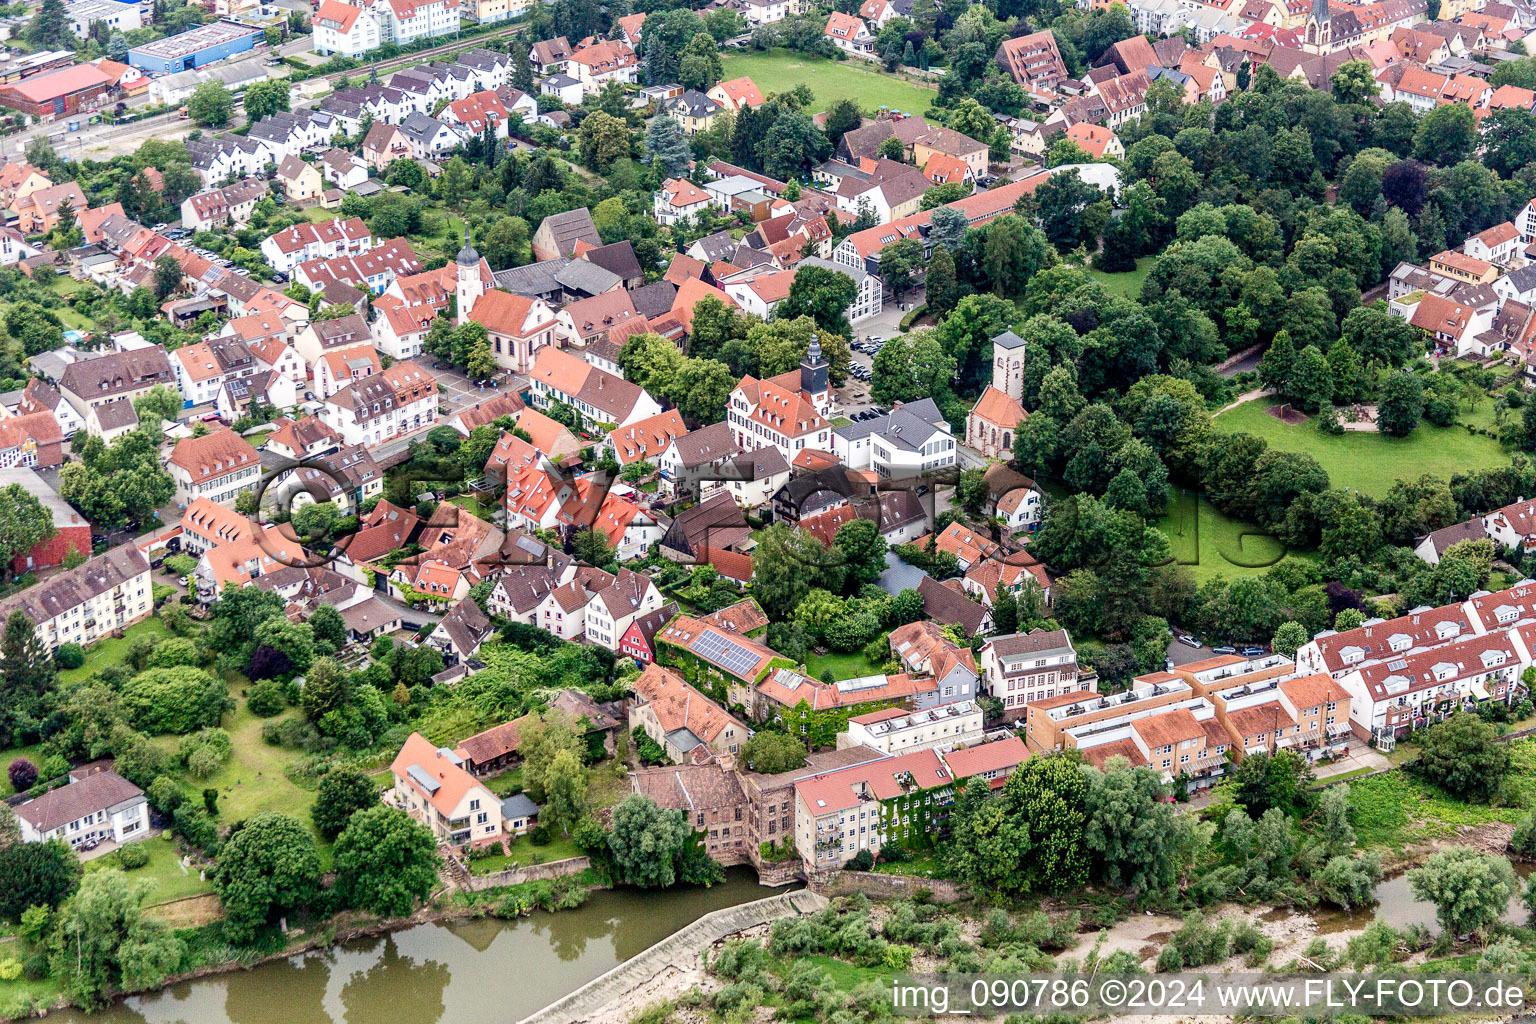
xmin=1301 ymin=862 xmax=1536 ymax=935
xmin=51 ymin=869 xmax=779 ymax=1024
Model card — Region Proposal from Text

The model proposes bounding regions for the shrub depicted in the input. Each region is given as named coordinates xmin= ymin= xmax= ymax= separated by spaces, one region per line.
xmin=1511 ymin=812 xmax=1536 ymax=859
xmin=247 ymin=678 xmax=288 ymax=717
xmin=528 ymin=826 xmax=550 ymax=846
xmin=116 ymin=843 xmax=149 ymax=870
xmin=53 ymin=643 xmax=84 ymax=670
xmin=7 ymin=759 xmax=36 ymax=792
xmin=120 ymin=667 xmax=230 ymax=735
xmin=846 ymin=849 xmax=875 ymax=871
xmin=37 ymin=755 xmax=68 ymax=783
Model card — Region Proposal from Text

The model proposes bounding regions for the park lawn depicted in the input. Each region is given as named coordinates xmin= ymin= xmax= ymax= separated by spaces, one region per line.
xmin=719 ymin=48 xmax=938 ymax=116
xmin=467 ymin=833 xmax=583 ymax=874
xmin=85 ymin=832 xmax=215 ymax=905
xmin=1082 ymin=257 xmax=1152 ymax=300
xmin=57 ymin=616 xmax=170 ymax=685
xmin=301 ymin=207 xmax=340 ymax=223
xmin=804 ymin=649 xmax=884 ymax=681
xmin=1154 ymin=486 xmax=1299 ymax=584
xmin=1215 ymin=396 xmax=1510 ymax=498
xmin=147 ymin=704 xmax=320 ymax=836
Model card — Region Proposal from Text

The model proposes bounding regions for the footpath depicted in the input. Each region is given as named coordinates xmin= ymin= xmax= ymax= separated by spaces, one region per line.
xmin=517 ymin=888 xmax=828 ymax=1024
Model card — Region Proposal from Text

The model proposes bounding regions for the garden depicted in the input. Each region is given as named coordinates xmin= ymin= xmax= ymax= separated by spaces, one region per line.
xmin=718 ymin=48 xmax=939 ymax=117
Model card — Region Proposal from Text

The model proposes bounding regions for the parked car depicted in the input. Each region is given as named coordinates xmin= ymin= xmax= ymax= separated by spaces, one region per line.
xmin=1211 ymin=645 xmax=1238 ymax=655
xmin=1176 ymin=634 xmax=1200 ymax=648
xmin=1240 ymin=646 xmax=1266 ymax=657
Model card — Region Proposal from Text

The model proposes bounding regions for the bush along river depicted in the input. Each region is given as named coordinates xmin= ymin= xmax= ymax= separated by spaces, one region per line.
xmin=54 ymin=869 xmax=776 ymax=1024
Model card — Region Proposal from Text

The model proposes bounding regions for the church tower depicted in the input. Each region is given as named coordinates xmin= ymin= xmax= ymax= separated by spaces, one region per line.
xmin=1305 ymin=0 xmax=1331 ymax=53
xmin=455 ymin=230 xmax=483 ymax=326
xmin=991 ymin=330 xmax=1027 ymax=403
xmin=800 ymin=333 xmax=829 ymax=411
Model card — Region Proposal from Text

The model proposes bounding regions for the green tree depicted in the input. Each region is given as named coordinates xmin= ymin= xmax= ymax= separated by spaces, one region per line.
xmin=1377 ymin=370 xmax=1424 ymax=437
xmin=153 ymin=254 xmax=182 ymax=299
xmin=607 ymin=793 xmax=703 ymax=888
xmin=541 ymin=748 xmax=589 ymax=834
xmin=1227 ymin=749 xmax=1316 ymax=818
xmin=1084 ymin=760 xmax=1201 ymax=894
xmin=1330 ymin=60 xmax=1379 ymax=104
xmin=572 ymin=527 xmax=615 ymax=567
xmin=1414 ymin=103 xmax=1477 ymax=166
xmin=50 ymin=870 xmax=183 ymax=1009
xmin=213 ymin=812 xmax=321 ymax=943
xmin=241 ymin=79 xmax=291 ymax=121
xmin=299 ymin=656 xmax=351 ymax=723
xmin=0 ymin=841 xmax=79 ymax=922
xmin=778 ymin=265 xmax=857 ymax=340
xmin=1415 ymin=713 xmax=1511 ymax=802
xmin=925 ymin=244 xmax=960 ymax=318
xmin=186 ymin=81 xmax=234 ymax=128
xmin=1408 ymin=847 xmax=1518 ymax=938
xmin=25 ymin=0 xmax=66 ymax=47
xmin=740 ymin=731 xmax=806 ymax=773
xmin=1271 ymin=621 xmax=1309 ymax=659
xmin=0 ymin=483 xmax=56 ymax=579
xmin=312 ymin=768 xmax=379 ymax=840
xmin=832 ymin=518 xmax=887 ymax=590
xmin=879 ymin=237 xmax=925 ymax=298
xmin=644 ymin=114 xmax=693 ymax=177
xmin=331 ymin=806 xmax=440 ymax=917
xmin=577 ymin=111 xmax=632 ymax=169
xmin=0 ymin=611 xmax=57 ymax=740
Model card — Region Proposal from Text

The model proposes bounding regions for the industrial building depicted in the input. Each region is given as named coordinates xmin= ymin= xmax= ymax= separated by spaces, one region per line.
xmin=0 ymin=63 xmax=113 ymax=119
xmin=125 ymin=20 xmax=263 ymax=73
xmin=65 ymin=0 xmax=142 ymax=40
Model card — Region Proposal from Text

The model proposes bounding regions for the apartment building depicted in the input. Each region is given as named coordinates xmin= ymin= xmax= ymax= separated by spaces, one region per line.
xmin=166 ymin=428 xmax=262 ymax=508
xmin=261 ymin=216 xmax=374 ymax=275
xmin=794 ymin=748 xmax=952 ymax=871
xmin=979 ymin=628 xmax=1090 ymax=721
xmin=837 ymin=701 xmax=985 ymax=755
xmin=1067 ymin=700 xmax=1231 ymax=789
xmin=0 ymin=544 xmax=151 ymax=654
xmin=320 ymin=359 xmax=439 ymax=446
xmin=726 ymin=346 xmax=832 ymax=463
xmin=1206 ymin=673 xmax=1354 ymax=762
xmin=1023 ymin=674 xmax=1195 ymax=753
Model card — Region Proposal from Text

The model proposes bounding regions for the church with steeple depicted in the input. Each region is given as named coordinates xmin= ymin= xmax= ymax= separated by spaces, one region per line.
xmin=444 ymin=229 xmax=559 ymax=374
xmin=1304 ymin=0 xmax=1331 ymax=52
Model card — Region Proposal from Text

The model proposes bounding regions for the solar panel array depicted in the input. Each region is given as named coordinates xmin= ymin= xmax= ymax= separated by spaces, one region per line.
xmin=691 ymin=629 xmax=761 ymax=678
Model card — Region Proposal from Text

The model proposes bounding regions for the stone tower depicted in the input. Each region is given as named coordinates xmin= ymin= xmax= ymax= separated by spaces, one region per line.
xmin=990 ymin=330 xmax=1027 ymax=403
xmin=455 ymin=230 xmax=483 ymax=326
xmin=801 ymin=332 xmax=829 ymax=406
xmin=1305 ymin=0 xmax=1331 ymax=53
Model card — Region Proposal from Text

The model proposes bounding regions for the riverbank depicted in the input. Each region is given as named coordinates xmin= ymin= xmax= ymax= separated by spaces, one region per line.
xmin=518 ymin=889 xmax=828 ymax=1024
xmin=30 ymin=869 xmax=781 ymax=1024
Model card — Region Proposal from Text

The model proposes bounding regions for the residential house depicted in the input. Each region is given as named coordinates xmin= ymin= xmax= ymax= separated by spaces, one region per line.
xmin=793 ymin=748 xmax=952 ymax=870
xmin=389 ymin=732 xmax=502 ymax=846
xmin=629 ymin=663 xmax=751 ymax=762
xmin=824 ymin=11 xmax=874 ymax=55
xmin=839 ymin=702 xmax=985 ymax=756
xmin=831 ymin=398 xmax=954 ymax=477
xmin=276 ymin=155 xmax=324 ymax=203
xmin=980 ymin=628 xmax=1090 ymax=722
xmin=312 ymin=0 xmax=381 ymax=57
xmin=320 ymin=359 xmax=439 ymax=446
xmin=167 ymin=428 xmax=262 ymax=508
xmin=525 ymin=346 xmax=661 ymax=429
xmin=16 ymin=770 xmax=148 ymax=850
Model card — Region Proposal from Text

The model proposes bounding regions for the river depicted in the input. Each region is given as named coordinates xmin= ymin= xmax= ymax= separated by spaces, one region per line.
xmin=55 ymin=870 xmax=783 ymax=1024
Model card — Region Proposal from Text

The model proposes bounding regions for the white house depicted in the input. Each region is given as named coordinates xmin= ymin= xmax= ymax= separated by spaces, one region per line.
xmin=16 ymin=770 xmax=149 ymax=851
xmin=566 ymin=40 xmax=639 ymax=97
xmin=320 ymin=359 xmax=440 ymax=446
xmin=832 ymin=398 xmax=955 ymax=476
xmin=260 ymin=216 xmax=374 ymax=275
xmin=824 ymin=11 xmax=874 ymax=55
xmin=312 ymin=0 xmax=382 ymax=57
xmin=167 ymin=429 xmax=263 ymax=508
xmin=377 ymin=0 xmax=461 ymax=46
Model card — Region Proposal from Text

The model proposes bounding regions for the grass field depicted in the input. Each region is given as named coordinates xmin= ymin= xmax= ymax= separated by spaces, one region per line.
xmin=719 ymin=49 xmax=938 ymax=116
xmin=58 ymin=617 xmax=170 ymax=685
xmin=1215 ymin=397 xmax=1510 ymax=498
xmin=1346 ymin=759 xmax=1529 ymax=852
xmin=1083 ymin=257 xmax=1153 ymax=300
xmin=1154 ymin=487 xmax=1298 ymax=583
xmin=148 ymin=704 xmax=321 ymax=835
xmin=85 ymin=832 xmax=215 ymax=905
